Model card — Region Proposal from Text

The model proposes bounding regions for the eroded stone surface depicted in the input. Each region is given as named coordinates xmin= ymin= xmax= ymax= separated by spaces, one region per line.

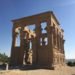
xmin=10 ymin=11 xmax=65 ymax=69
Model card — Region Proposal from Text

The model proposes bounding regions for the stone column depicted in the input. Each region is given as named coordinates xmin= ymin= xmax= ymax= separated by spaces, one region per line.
xmin=60 ymin=35 xmax=63 ymax=53
xmin=35 ymin=22 xmax=41 ymax=45
xmin=59 ymin=33 xmax=61 ymax=50
xmin=62 ymin=39 xmax=65 ymax=53
xmin=55 ymin=28 xmax=57 ymax=48
xmin=52 ymin=26 xmax=57 ymax=47
xmin=10 ymin=26 xmax=18 ymax=64
xmin=58 ymin=33 xmax=61 ymax=52
xmin=57 ymin=32 xmax=60 ymax=50
xmin=57 ymin=29 xmax=58 ymax=49
xmin=32 ymin=36 xmax=37 ymax=64
xmin=32 ymin=22 xmax=41 ymax=64
xmin=46 ymin=20 xmax=54 ymax=67
xmin=18 ymin=27 xmax=24 ymax=65
xmin=42 ymin=37 xmax=46 ymax=46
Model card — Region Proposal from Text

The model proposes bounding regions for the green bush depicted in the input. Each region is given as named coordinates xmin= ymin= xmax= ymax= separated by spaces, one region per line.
xmin=0 ymin=53 xmax=9 ymax=63
xmin=67 ymin=61 xmax=73 ymax=66
xmin=73 ymin=62 xmax=75 ymax=66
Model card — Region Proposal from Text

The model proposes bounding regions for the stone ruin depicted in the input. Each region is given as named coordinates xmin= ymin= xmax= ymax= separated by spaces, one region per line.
xmin=10 ymin=11 xmax=65 ymax=69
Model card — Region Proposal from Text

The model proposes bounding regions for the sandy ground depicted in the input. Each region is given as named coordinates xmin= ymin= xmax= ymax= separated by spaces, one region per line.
xmin=0 ymin=66 xmax=75 ymax=75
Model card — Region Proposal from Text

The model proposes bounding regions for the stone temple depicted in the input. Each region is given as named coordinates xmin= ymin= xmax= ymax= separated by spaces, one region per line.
xmin=10 ymin=11 xmax=65 ymax=69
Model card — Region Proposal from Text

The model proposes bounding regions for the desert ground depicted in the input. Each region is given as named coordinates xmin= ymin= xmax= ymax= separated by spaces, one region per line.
xmin=0 ymin=66 xmax=75 ymax=75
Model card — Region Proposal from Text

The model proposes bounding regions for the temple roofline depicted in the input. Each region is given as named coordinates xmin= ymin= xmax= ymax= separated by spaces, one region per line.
xmin=12 ymin=11 xmax=60 ymax=25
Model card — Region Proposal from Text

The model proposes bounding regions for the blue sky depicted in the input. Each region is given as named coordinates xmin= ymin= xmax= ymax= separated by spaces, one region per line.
xmin=0 ymin=0 xmax=75 ymax=59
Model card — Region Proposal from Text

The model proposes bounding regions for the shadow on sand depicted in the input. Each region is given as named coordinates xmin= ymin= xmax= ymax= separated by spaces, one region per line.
xmin=9 ymin=64 xmax=54 ymax=70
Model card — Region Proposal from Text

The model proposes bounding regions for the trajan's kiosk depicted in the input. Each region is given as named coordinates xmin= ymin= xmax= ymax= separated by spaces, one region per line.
xmin=10 ymin=11 xmax=65 ymax=69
